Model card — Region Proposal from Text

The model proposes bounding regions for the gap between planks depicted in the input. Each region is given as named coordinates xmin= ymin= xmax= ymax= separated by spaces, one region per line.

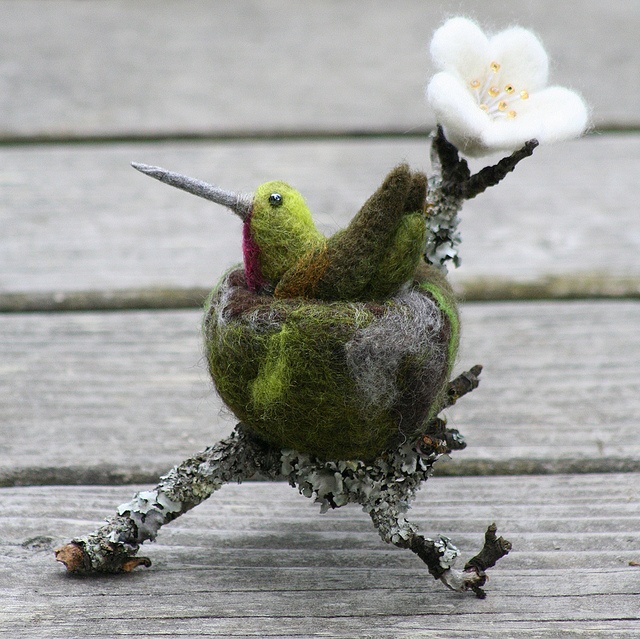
xmin=2 ymin=273 xmax=640 ymax=314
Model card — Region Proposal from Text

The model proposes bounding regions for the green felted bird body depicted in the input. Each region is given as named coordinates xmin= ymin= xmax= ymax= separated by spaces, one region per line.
xmin=271 ymin=164 xmax=428 ymax=302
xmin=132 ymin=161 xmax=460 ymax=461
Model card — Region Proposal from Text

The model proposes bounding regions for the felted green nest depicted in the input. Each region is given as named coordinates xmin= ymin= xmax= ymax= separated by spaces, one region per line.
xmin=204 ymin=262 xmax=459 ymax=461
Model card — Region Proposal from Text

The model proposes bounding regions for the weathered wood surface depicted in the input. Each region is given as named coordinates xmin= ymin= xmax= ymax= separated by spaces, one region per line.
xmin=2 ymin=2 xmax=638 ymax=635
xmin=0 ymin=0 xmax=636 ymax=140
xmin=2 ymin=135 xmax=639 ymax=298
xmin=2 ymin=300 xmax=639 ymax=485
xmin=2 ymin=476 xmax=639 ymax=638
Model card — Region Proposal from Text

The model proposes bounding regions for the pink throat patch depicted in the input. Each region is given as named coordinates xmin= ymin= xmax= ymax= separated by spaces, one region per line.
xmin=242 ymin=217 xmax=266 ymax=292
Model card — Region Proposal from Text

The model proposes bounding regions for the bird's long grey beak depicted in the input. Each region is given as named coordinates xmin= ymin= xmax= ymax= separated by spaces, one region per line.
xmin=131 ymin=162 xmax=252 ymax=221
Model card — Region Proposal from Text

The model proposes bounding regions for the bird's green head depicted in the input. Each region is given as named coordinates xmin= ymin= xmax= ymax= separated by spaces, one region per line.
xmin=249 ymin=181 xmax=324 ymax=286
xmin=129 ymin=163 xmax=324 ymax=293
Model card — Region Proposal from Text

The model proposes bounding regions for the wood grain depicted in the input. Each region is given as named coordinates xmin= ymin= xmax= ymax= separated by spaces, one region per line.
xmin=0 ymin=1 xmax=635 ymax=139
xmin=1 ymin=135 xmax=639 ymax=296
xmin=2 ymin=476 xmax=639 ymax=638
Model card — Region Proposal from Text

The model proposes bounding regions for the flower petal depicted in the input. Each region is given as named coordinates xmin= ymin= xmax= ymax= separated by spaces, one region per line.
xmin=480 ymin=86 xmax=589 ymax=151
xmin=426 ymin=17 xmax=588 ymax=157
xmin=427 ymin=72 xmax=491 ymax=156
xmin=517 ymin=86 xmax=589 ymax=142
xmin=489 ymin=27 xmax=549 ymax=91
xmin=479 ymin=118 xmax=544 ymax=153
xmin=430 ymin=17 xmax=490 ymax=83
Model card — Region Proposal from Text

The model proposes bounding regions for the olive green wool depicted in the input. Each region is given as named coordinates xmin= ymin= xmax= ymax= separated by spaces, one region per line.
xmin=204 ymin=263 xmax=459 ymax=461
xmin=273 ymin=164 xmax=428 ymax=301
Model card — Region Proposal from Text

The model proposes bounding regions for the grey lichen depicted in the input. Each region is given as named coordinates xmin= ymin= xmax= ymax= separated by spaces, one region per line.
xmin=282 ymin=437 xmax=434 ymax=528
xmin=430 ymin=535 xmax=461 ymax=570
xmin=116 ymin=490 xmax=182 ymax=543
xmin=424 ymin=173 xmax=463 ymax=272
xmin=423 ymin=127 xmax=465 ymax=271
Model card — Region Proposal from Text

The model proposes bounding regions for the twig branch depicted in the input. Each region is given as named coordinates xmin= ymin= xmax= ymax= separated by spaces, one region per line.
xmin=424 ymin=126 xmax=537 ymax=270
xmin=55 ymin=365 xmax=509 ymax=596
xmin=55 ymin=425 xmax=279 ymax=573
xmin=444 ymin=364 xmax=483 ymax=408
xmin=434 ymin=125 xmax=538 ymax=200
xmin=464 ymin=523 xmax=513 ymax=598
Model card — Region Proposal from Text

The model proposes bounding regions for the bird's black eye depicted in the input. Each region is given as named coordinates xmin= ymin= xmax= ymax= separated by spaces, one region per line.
xmin=268 ymin=193 xmax=283 ymax=207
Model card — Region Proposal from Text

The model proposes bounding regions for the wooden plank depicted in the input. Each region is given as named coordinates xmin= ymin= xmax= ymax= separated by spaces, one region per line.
xmin=447 ymin=299 xmax=640 ymax=473
xmin=1 ymin=300 xmax=639 ymax=484
xmin=1 ymin=134 xmax=639 ymax=297
xmin=2 ymin=476 xmax=639 ymax=637
xmin=0 ymin=309 xmax=228 ymax=484
xmin=0 ymin=0 xmax=635 ymax=140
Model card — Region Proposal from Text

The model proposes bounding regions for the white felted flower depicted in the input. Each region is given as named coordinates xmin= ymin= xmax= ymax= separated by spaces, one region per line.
xmin=426 ymin=17 xmax=588 ymax=156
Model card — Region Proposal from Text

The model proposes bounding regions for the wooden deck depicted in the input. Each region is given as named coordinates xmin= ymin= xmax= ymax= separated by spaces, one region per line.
xmin=1 ymin=2 xmax=639 ymax=637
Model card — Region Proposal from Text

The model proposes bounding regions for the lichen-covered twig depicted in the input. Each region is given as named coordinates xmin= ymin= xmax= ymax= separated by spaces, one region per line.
xmin=55 ymin=426 xmax=279 ymax=573
xmin=424 ymin=127 xmax=537 ymax=270
xmin=55 ymin=366 xmax=510 ymax=597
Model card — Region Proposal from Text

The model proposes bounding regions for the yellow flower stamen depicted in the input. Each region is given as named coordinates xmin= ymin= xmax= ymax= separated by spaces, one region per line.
xmin=473 ymin=63 xmax=529 ymax=119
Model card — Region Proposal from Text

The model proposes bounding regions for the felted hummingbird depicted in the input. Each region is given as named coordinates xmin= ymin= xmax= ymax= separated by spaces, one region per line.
xmin=132 ymin=161 xmax=457 ymax=460
xmin=132 ymin=162 xmax=428 ymax=301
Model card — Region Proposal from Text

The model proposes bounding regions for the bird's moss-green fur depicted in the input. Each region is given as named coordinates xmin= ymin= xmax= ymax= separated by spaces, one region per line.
xmin=204 ymin=263 xmax=459 ymax=461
